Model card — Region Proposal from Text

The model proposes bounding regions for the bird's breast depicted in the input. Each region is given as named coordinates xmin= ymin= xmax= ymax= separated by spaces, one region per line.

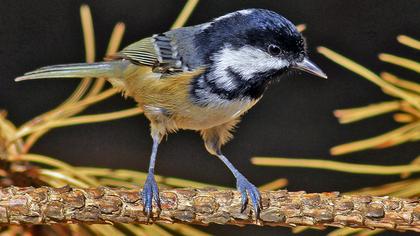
xmin=124 ymin=67 xmax=259 ymax=131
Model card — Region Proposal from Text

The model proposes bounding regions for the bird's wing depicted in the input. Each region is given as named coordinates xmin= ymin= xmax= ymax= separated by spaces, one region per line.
xmin=109 ymin=34 xmax=187 ymax=74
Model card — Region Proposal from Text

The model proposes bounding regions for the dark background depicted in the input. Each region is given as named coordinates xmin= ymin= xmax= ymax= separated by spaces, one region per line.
xmin=1 ymin=1 xmax=419 ymax=235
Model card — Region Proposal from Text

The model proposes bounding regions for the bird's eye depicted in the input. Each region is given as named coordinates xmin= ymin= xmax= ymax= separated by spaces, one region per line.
xmin=268 ymin=44 xmax=281 ymax=56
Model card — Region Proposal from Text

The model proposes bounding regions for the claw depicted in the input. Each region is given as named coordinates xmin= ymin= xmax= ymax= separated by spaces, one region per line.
xmin=236 ymin=174 xmax=261 ymax=218
xmin=239 ymin=185 xmax=248 ymax=212
xmin=141 ymin=173 xmax=161 ymax=222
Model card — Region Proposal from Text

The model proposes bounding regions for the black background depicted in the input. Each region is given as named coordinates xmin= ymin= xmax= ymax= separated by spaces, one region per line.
xmin=1 ymin=1 xmax=419 ymax=235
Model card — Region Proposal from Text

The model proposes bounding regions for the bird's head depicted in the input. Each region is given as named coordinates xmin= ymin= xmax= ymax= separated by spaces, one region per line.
xmin=194 ymin=9 xmax=326 ymax=101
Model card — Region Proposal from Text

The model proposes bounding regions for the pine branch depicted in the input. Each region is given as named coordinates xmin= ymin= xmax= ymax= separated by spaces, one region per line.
xmin=0 ymin=186 xmax=419 ymax=232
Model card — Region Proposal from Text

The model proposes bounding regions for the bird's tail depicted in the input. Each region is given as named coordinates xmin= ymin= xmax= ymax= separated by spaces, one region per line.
xmin=15 ymin=61 xmax=130 ymax=82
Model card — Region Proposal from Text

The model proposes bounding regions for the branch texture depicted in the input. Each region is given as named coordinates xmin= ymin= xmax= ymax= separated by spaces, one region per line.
xmin=0 ymin=186 xmax=419 ymax=232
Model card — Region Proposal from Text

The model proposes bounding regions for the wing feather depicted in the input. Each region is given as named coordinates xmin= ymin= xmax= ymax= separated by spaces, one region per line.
xmin=112 ymin=34 xmax=188 ymax=74
xmin=115 ymin=37 xmax=157 ymax=66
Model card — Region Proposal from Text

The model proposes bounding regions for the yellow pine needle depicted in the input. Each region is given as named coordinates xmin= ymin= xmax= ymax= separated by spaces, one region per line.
xmin=61 ymin=4 xmax=96 ymax=106
xmin=15 ymin=108 xmax=143 ymax=139
xmin=28 ymin=21 xmax=123 ymax=120
xmin=391 ymin=180 xmax=420 ymax=197
xmin=38 ymin=175 xmax=68 ymax=188
xmin=393 ymin=113 xmax=415 ymax=123
xmin=330 ymin=228 xmax=384 ymax=236
xmin=50 ymin=107 xmax=142 ymax=128
xmin=81 ymin=4 xmax=96 ymax=64
xmin=346 ymin=179 xmax=417 ymax=196
xmin=380 ymin=72 xmax=420 ymax=93
xmin=317 ymin=47 xmax=420 ymax=110
xmin=379 ymin=53 xmax=420 ymax=73
xmin=298 ymin=227 xmax=339 ymax=235
xmin=171 ymin=0 xmax=199 ymax=29
xmin=39 ymin=169 xmax=89 ymax=187
xmin=77 ymin=167 xmax=227 ymax=189
xmin=22 ymin=89 xmax=119 ymax=150
xmin=398 ymin=35 xmax=420 ymax=50
xmin=292 ymin=226 xmax=308 ymax=234
xmin=58 ymin=88 xmax=119 ymax=113
xmin=296 ymin=24 xmax=306 ymax=32
xmin=106 ymin=22 xmax=126 ymax=55
xmin=376 ymin=128 xmax=419 ymax=148
xmin=120 ymin=225 xmax=148 ymax=236
xmin=97 ymin=179 xmax=139 ymax=188
xmin=161 ymin=224 xmax=212 ymax=236
xmin=14 ymin=154 xmax=99 ymax=186
xmin=401 ymin=156 xmax=420 ymax=179
xmin=0 ymin=115 xmax=17 ymax=140
xmin=251 ymin=157 xmax=420 ymax=175
xmin=330 ymin=121 xmax=420 ymax=155
xmin=328 ymin=228 xmax=364 ymax=236
xmin=140 ymin=225 xmax=174 ymax=236
xmin=89 ymin=225 xmax=126 ymax=236
xmin=22 ymin=130 xmax=48 ymax=153
xmin=85 ymin=169 xmax=148 ymax=183
xmin=333 ymin=101 xmax=400 ymax=124
xmin=88 ymin=22 xmax=126 ymax=96
xmin=74 ymin=166 xmax=123 ymax=176
xmin=163 ymin=177 xmax=229 ymax=189
xmin=52 ymin=87 xmax=118 ymax=119
xmin=355 ymin=229 xmax=385 ymax=236
xmin=259 ymin=178 xmax=288 ymax=190
xmin=69 ymin=225 xmax=90 ymax=236
xmin=400 ymin=102 xmax=420 ymax=118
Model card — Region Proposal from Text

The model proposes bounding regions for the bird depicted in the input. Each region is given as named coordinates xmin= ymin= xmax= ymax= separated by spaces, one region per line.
xmin=16 ymin=8 xmax=327 ymax=219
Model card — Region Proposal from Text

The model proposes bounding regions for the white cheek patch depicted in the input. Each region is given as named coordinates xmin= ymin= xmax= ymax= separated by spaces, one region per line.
xmin=210 ymin=45 xmax=289 ymax=90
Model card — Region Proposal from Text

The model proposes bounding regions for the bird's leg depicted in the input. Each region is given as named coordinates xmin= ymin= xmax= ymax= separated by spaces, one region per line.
xmin=215 ymin=151 xmax=262 ymax=217
xmin=201 ymin=120 xmax=261 ymax=217
xmin=141 ymin=134 xmax=161 ymax=221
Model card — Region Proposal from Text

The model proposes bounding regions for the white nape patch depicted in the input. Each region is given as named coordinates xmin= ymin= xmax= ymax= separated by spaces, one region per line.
xmin=214 ymin=9 xmax=255 ymax=22
xmin=200 ymin=22 xmax=213 ymax=30
xmin=200 ymin=10 xmax=255 ymax=31
xmin=210 ymin=45 xmax=289 ymax=90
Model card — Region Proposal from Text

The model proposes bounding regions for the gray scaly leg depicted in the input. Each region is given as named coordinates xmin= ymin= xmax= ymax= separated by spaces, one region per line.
xmin=141 ymin=135 xmax=161 ymax=221
xmin=216 ymin=152 xmax=261 ymax=217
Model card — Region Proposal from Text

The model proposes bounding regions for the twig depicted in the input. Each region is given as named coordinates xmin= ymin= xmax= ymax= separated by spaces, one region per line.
xmin=398 ymin=35 xmax=420 ymax=50
xmin=0 ymin=186 xmax=418 ymax=232
xmin=317 ymin=47 xmax=420 ymax=110
xmin=251 ymin=157 xmax=420 ymax=175
xmin=171 ymin=0 xmax=199 ymax=29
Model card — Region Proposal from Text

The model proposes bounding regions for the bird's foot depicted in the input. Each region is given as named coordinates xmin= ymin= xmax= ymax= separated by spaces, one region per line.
xmin=141 ymin=173 xmax=161 ymax=221
xmin=235 ymin=174 xmax=261 ymax=218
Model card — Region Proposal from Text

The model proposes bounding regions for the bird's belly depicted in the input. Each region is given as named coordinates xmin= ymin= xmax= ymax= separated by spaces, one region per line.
xmin=174 ymin=99 xmax=259 ymax=130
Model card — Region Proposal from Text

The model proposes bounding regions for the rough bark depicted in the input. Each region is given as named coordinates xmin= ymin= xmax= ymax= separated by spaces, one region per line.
xmin=0 ymin=186 xmax=419 ymax=232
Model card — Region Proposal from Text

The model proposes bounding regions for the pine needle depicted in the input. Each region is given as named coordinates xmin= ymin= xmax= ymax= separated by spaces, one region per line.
xmin=251 ymin=157 xmax=420 ymax=175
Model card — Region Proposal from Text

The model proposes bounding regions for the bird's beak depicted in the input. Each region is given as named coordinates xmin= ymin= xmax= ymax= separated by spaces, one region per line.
xmin=292 ymin=58 xmax=328 ymax=79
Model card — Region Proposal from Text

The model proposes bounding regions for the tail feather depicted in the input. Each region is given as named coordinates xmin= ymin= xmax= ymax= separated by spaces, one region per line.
xmin=15 ymin=61 xmax=128 ymax=82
